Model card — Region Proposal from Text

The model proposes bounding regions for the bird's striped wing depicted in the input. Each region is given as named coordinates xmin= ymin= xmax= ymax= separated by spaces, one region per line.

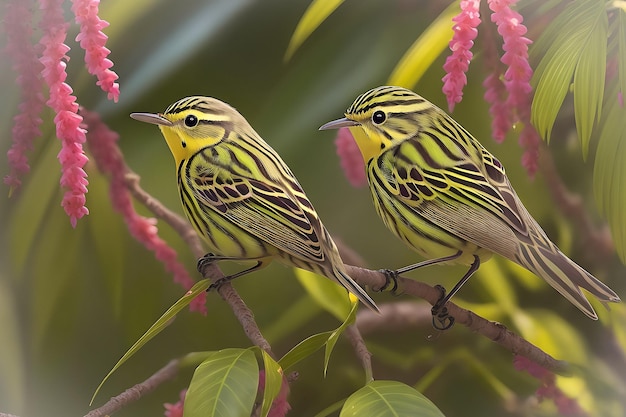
xmin=189 ymin=166 xmax=328 ymax=265
xmin=377 ymin=138 xmax=530 ymax=260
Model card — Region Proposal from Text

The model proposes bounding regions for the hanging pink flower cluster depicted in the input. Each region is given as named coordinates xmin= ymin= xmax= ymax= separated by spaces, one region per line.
xmin=82 ymin=108 xmax=207 ymax=314
xmin=443 ymin=0 xmax=541 ymax=175
xmin=3 ymin=0 xmax=120 ymax=227
xmin=442 ymin=0 xmax=481 ymax=112
xmin=513 ymin=355 xmax=583 ymax=415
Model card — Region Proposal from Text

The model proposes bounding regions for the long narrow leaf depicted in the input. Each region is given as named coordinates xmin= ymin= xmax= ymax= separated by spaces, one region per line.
xmin=284 ymin=0 xmax=345 ymax=61
xmin=259 ymin=350 xmax=284 ymax=417
xmin=323 ymin=297 xmax=357 ymax=376
xmin=593 ymin=91 xmax=626 ymax=262
xmin=387 ymin=1 xmax=458 ymax=88
xmin=572 ymin=2 xmax=607 ymax=159
xmin=90 ymin=279 xmax=210 ymax=404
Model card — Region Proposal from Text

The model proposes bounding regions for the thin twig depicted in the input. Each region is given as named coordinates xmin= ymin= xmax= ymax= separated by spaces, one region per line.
xmin=84 ymin=359 xmax=180 ymax=417
xmin=345 ymin=325 xmax=374 ymax=382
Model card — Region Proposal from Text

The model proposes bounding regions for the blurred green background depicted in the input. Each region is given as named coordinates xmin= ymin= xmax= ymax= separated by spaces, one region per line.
xmin=1 ymin=0 xmax=625 ymax=416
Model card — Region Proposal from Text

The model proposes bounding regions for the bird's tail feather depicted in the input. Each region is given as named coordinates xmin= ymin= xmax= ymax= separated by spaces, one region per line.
xmin=518 ymin=243 xmax=620 ymax=319
xmin=333 ymin=266 xmax=379 ymax=313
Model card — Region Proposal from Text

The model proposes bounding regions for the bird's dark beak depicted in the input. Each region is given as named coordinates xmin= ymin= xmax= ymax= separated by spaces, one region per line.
xmin=319 ymin=117 xmax=360 ymax=131
xmin=130 ymin=112 xmax=173 ymax=127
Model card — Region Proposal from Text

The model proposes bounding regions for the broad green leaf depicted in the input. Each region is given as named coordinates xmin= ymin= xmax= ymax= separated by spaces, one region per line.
xmin=86 ymin=172 xmax=127 ymax=318
xmin=618 ymin=7 xmax=626 ymax=118
xmin=531 ymin=0 xmax=606 ymax=144
xmin=572 ymin=2 xmax=607 ymax=160
xmin=9 ymin=131 xmax=62 ymax=275
xmin=184 ymin=348 xmax=258 ymax=417
xmin=475 ymin=258 xmax=518 ymax=315
xmin=258 ymin=349 xmax=284 ymax=417
xmin=279 ymin=331 xmax=333 ymax=371
xmin=387 ymin=1 xmax=457 ymax=88
xmin=324 ymin=298 xmax=357 ymax=376
xmin=91 ymin=279 xmax=210 ymax=404
xmin=340 ymin=380 xmax=445 ymax=417
xmin=593 ymin=91 xmax=626 ymax=262
xmin=284 ymin=0 xmax=345 ymax=61
xmin=294 ymin=268 xmax=352 ymax=321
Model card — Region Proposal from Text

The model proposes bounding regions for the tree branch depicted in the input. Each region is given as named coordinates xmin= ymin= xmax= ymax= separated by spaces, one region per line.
xmin=344 ymin=265 xmax=570 ymax=375
xmin=85 ymin=359 xmax=180 ymax=417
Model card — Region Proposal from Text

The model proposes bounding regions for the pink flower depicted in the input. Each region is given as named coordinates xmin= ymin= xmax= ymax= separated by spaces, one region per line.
xmin=335 ymin=128 xmax=367 ymax=188
xmin=71 ymin=0 xmax=120 ymax=102
xmin=488 ymin=0 xmax=533 ymax=110
xmin=39 ymin=0 xmax=90 ymax=227
xmin=258 ymin=370 xmax=291 ymax=417
xmin=83 ymin=109 xmax=207 ymax=314
xmin=3 ymin=0 xmax=45 ymax=192
xmin=164 ymin=389 xmax=186 ymax=417
xmin=442 ymin=0 xmax=481 ymax=111
xmin=513 ymin=355 xmax=584 ymax=416
xmin=482 ymin=25 xmax=510 ymax=143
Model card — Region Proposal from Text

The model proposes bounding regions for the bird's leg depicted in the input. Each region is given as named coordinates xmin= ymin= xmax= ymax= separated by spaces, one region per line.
xmin=207 ymin=261 xmax=265 ymax=292
xmin=431 ymin=255 xmax=481 ymax=330
xmin=377 ymin=251 xmax=463 ymax=294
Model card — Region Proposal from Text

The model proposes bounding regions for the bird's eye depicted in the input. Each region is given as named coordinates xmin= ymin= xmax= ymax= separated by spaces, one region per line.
xmin=184 ymin=114 xmax=198 ymax=127
xmin=372 ymin=110 xmax=386 ymax=125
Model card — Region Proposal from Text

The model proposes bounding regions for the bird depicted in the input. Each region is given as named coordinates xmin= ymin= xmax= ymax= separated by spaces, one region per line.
xmin=131 ymin=96 xmax=378 ymax=312
xmin=320 ymin=85 xmax=619 ymax=328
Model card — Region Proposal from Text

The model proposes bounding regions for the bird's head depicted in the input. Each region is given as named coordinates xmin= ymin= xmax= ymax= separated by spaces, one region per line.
xmin=320 ymin=86 xmax=430 ymax=162
xmin=131 ymin=96 xmax=242 ymax=164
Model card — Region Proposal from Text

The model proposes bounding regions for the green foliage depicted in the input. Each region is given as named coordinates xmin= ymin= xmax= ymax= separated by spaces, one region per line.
xmin=340 ymin=380 xmax=445 ymax=417
xmin=184 ymin=348 xmax=258 ymax=417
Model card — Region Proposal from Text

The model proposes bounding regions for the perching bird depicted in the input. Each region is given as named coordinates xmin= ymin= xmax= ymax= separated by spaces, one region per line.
xmin=131 ymin=96 xmax=378 ymax=312
xmin=320 ymin=85 xmax=619 ymax=327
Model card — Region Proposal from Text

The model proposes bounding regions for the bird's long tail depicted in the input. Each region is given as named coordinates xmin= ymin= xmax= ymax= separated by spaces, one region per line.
xmin=333 ymin=266 xmax=380 ymax=313
xmin=517 ymin=241 xmax=620 ymax=319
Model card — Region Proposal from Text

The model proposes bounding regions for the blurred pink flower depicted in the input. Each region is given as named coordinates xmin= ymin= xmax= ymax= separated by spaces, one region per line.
xmin=335 ymin=128 xmax=367 ymax=188
xmin=442 ymin=0 xmax=481 ymax=111
xmin=513 ymin=355 xmax=584 ymax=416
xmin=71 ymin=0 xmax=120 ymax=101
xmin=164 ymin=389 xmax=186 ymax=417
xmin=40 ymin=0 xmax=90 ymax=227
xmin=258 ymin=370 xmax=291 ymax=417
xmin=83 ymin=108 xmax=207 ymax=314
xmin=3 ymin=0 xmax=45 ymax=191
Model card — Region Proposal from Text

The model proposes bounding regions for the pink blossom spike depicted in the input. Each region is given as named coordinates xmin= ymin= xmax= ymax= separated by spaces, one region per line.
xmin=39 ymin=0 xmax=90 ymax=226
xmin=83 ymin=109 xmax=207 ymax=314
xmin=71 ymin=0 xmax=120 ymax=102
xmin=488 ymin=0 xmax=533 ymax=117
xmin=519 ymin=123 xmax=540 ymax=177
xmin=3 ymin=0 xmax=45 ymax=193
xmin=482 ymin=25 xmax=511 ymax=143
xmin=335 ymin=128 xmax=367 ymax=188
xmin=513 ymin=355 xmax=583 ymax=415
xmin=442 ymin=0 xmax=481 ymax=112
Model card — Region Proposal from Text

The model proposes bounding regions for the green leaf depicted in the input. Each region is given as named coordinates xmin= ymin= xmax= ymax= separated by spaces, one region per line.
xmin=618 ymin=7 xmax=626 ymax=113
xmin=572 ymin=2 xmax=607 ymax=160
xmin=324 ymin=298 xmax=357 ymax=376
xmin=294 ymin=268 xmax=352 ymax=321
xmin=91 ymin=279 xmax=210 ymax=404
xmin=531 ymin=0 xmax=607 ymax=146
xmin=593 ymin=92 xmax=626 ymax=262
xmin=184 ymin=348 xmax=258 ymax=417
xmin=258 ymin=350 xmax=284 ymax=417
xmin=387 ymin=1 xmax=458 ymax=88
xmin=279 ymin=331 xmax=333 ymax=371
xmin=284 ymin=0 xmax=345 ymax=61
xmin=340 ymin=380 xmax=445 ymax=417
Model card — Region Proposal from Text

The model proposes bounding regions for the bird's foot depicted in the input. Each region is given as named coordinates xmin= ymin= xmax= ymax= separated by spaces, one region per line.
xmin=377 ymin=269 xmax=400 ymax=294
xmin=431 ymin=284 xmax=455 ymax=330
